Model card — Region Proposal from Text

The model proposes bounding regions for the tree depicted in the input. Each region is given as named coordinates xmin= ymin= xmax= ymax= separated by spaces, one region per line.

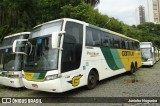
xmin=85 ymin=0 xmax=100 ymax=7
xmin=1 ymin=0 xmax=159 ymax=48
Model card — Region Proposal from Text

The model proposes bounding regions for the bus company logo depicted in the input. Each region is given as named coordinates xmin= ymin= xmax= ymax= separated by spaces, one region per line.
xmin=87 ymin=51 xmax=99 ymax=57
xmin=67 ymin=75 xmax=83 ymax=87
xmin=122 ymin=51 xmax=134 ymax=56
xmin=2 ymin=98 xmax=11 ymax=103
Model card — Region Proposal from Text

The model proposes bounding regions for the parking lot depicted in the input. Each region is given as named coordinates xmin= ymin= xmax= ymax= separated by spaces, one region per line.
xmin=0 ymin=61 xmax=160 ymax=105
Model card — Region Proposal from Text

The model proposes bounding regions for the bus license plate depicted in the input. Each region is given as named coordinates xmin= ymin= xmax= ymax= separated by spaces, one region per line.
xmin=32 ymin=84 xmax=38 ymax=88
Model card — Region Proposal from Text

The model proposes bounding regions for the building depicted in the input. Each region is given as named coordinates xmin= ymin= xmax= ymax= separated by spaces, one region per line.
xmin=147 ymin=0 xmax=160 ymax=23
xmin=136 ymin=5 xmax=146 ymax=25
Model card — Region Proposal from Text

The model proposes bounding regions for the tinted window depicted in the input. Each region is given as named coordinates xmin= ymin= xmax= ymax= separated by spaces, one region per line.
xmin=125 ymin=40 xmax=129 ymax=49
xmin=31 ymin=21 xmax=63 ymax=38
xmin=121 ymin=38 xmax=126 ymax=49
xmin=129 ymin=40 xmax=134 ymax=50
xmin=2 ymin=34 xmax=29 ymax=47
xmin=134 ymin=41 xmax=140 ymax=50
xmin=61 ymin=22 xmax=83 ymax=73
xmin=86 ymin=27 xmax=101 ymax=46
xmin=113 ymin=35 xmax=121 ymax=48
xmin=102 ymin=32 xmax=113 ymax=47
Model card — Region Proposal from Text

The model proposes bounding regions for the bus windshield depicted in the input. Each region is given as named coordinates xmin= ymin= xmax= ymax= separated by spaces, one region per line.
xmin=3 ymin=48 xmax=22 ymax=71
xmin=0 ymin=34 xmax=28 ymax=71
xmin=2 ymin=35 xmax=24 ymax=46
xmin=141 ymin=48 xmax=152 ymax=61
xmin=24 ymin=36 xmax=58 ymax=71
xmin=24 ymin=21 xmax=62 ymax=71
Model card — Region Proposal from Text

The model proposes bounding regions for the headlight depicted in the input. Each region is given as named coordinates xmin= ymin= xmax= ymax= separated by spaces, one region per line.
xmin=45 ymin=74 xmax=58 ymax=81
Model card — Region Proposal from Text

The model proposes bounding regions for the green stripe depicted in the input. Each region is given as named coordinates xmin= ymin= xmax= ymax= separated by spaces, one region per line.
xmin=32 ymin=72 xmax=46 ymax=80
xmin=32 ymin=73 xmax=40 ymax=80
xmin=38 ymin=72 xmax=46 ymax=79
xmin=101 ymin=48 xmax=124 ymax=70
xmin=110 ymin=49 xmax=124 ymax=69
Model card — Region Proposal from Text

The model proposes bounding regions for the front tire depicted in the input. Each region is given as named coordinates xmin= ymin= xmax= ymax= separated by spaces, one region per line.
xmin=86 ymin=70 xmax=98 ymax=90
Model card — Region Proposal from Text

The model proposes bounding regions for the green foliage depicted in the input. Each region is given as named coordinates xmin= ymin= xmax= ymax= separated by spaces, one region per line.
xmin=60 ymin=3 xmax=97 ymax=24
xmin=84 ymin=0 xmax=100 ymax=7
xmin=0 ymin=0 xmax=160 ymax=47
xmin=137 ymin=23 xmax=160 ymax=47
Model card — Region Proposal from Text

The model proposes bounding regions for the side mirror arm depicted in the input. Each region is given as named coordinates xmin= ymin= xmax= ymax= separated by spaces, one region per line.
xmin=12 ymin=39 xmax=28 ymax=54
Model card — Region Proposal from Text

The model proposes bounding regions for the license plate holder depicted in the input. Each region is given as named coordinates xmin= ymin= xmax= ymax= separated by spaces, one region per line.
xmin=32 ymin=84 xmax=38 ymax=88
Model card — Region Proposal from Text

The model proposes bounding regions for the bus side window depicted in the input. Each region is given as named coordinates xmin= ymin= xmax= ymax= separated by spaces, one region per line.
xmin=121 ymin=39 xmax=126 ymax=49
xmin=102 ymin=32 xmax=112 ymax=47
xmin=86 ymin=30 xmax=93 ymax=46
xmin=135 ymin=42 xmax=140 ymax=50
xmin=125 ymin=40 xmax=129 ymax=49
xmin=86 ymin=27 xmax=101 ymax=47
xmin=92 ymin=29 xmax=101 ymax=46
xmin=113 ymin=35 xmax=121 ymax=48
xmin=133 ymin=41 xmax=137 ymax=50
xmin=129 ymin=40 xmax=134 ymax=50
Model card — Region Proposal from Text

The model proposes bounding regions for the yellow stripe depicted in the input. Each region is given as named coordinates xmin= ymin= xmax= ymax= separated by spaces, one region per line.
xmin=24 ymin=72 xmax=34 ymax=81
xmin=118 ymin=50 xmax=142 ymax=71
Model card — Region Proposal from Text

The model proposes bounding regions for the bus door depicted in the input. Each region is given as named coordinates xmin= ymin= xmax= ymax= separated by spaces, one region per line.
xmin=60 ymin=21 xmax=85 ymax=91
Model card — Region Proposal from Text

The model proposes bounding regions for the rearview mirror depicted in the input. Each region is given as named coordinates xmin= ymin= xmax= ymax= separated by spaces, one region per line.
xmin=52 ymin=31 xmax=65 ymax=49
xmin=12 ymin=39 xmax=28 ymax=55
xmin=152 ymin=47 xmax=154 ymax=53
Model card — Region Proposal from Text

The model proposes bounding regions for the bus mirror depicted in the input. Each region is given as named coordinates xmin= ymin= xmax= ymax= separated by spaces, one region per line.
xmin=12 ymin=39 xmax=28 ymax=55
xmin=152 ymin=47 xmax=154 ymax=52
xmin=51 ymin=31 xmax=65 ymax=49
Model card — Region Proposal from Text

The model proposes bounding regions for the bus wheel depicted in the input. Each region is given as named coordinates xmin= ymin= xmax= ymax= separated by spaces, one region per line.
xmin=87 ymin=70 xmax=98 ymax=90
xmin=130 ymin=63 xmax=135 ymax=74
xmin=135 ymin=62 xmax=138 ymax=71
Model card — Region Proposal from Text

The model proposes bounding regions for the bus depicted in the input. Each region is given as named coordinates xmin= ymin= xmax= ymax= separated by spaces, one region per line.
xmin=154 ymin=47 xmax=160 ymax=62
xmin=13 ymin=18 xmax=142 ymax=92
xmin=0 ymin=32 xmax=30 ymax=88
xmin=140 ymin=42 xmax=157 ymax=66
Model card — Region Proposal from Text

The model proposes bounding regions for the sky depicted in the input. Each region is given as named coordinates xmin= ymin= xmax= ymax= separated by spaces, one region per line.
xmin=98 ymin=0 xmax=147 ymax=25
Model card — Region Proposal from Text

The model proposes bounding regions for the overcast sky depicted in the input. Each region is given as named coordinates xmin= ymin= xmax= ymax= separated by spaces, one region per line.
xmin=98 ymin=0 xmax=147 ymax=25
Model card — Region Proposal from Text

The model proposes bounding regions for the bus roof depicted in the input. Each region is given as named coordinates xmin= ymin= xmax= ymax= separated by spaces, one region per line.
xmin=4 ymin=32 xmax=30 ymax=39
xmin=88 ymin=24 xmax=139 ymax=42
xmin=33 ymin=18 xmax=87 ymax=29
xmin=140 ymin=42 xmax=153 ymax=44
xmin=140 ymin=42 xmax=153 ymax=48
xmin=33 ymin=18 xmax=139 ymax=42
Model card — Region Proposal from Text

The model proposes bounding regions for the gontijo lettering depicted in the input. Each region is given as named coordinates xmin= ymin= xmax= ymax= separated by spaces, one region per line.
xmin=122 ymin=51 xmax=134 ymax=56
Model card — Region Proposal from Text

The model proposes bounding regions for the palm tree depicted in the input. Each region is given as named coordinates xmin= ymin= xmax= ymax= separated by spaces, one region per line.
xmin=85 ymin=0 xmax=100 ymax=7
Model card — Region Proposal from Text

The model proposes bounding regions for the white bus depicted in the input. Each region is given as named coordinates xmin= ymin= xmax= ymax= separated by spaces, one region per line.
xmin=154 ymin=47 xmax=160 ymax=62
xmin=13 ymin=18 xmax=142 ymax=92
xmin=140 ymin=42 xmax=157 ymax=66
xmin=0 ymin=32 xmax=30 ymax=88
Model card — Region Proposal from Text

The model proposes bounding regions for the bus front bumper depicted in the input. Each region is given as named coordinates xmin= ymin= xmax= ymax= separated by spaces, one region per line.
xmin=22 ymin=78 xmax=63 ymax=93
xmin=142 ymin=61 xmax=154 ymax=66
xmin=0 ymin=76 xmax=24 ymax=88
